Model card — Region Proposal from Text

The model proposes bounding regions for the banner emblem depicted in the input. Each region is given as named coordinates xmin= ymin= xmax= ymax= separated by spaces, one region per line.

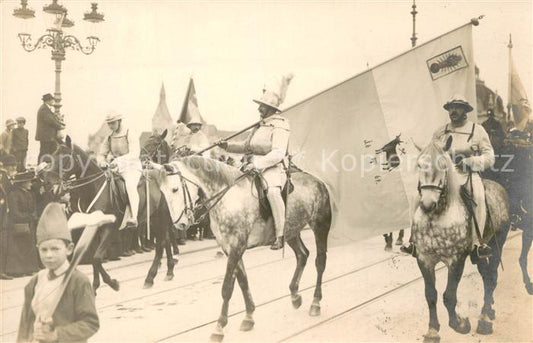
xmin=427 ymin=46 xmax=468 ymax=80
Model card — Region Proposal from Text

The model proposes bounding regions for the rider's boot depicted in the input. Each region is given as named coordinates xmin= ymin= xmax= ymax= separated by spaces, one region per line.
xmin=270 ymin=236 xmax=284 ymax=250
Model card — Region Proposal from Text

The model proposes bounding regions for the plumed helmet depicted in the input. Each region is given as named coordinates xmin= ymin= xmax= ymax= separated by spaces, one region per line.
xmin=36 ymin=203 xmax=72 ymax=245
xmin=253 ymin=73 xmax=294 ymax=112
xmin=443 ymin=94 xmax=474 ymax=113
xmin=105 ymin=111 xmax=123 ymax=123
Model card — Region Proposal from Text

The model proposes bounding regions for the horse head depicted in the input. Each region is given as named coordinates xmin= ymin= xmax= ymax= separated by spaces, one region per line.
xmin=141 ymin=129 xmax=171 ymax=164
xmin=40 ymin=136 xmax=99 ymax=197
xmin=416 ymin=139 xmax=455 ymax=214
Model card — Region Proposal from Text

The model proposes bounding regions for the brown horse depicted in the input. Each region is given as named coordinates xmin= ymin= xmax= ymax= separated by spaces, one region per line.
xmin=41 ymin=134 xmax=176 ymax=291
xmin=413 ymin=141 xmax=510 ymax=343
xmin=160 ymin=156 xmax=331 ymax=342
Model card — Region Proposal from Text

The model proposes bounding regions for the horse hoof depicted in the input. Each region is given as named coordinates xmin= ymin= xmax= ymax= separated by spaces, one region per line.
xmin=309 ymin=304 xmax=321 ymax=317
xmin=476 ymin=319 xmax=493 ymax=335
xmin=450 ymin=316 xmax=470 ymax=334
xmin=164 ymin=275 xmax=174 ymax=281
xmin=239 ymin=318 xmax=254 ymax=331
xmin=384 ymin=245 xmax=392 ymax=252
xmin=395 ymin=238 xmax=403 ymax=246
xmin=209 ymin=333 xmax=224 ymax=342
xmin=143 ymin=282 xmax=153 ymax=289
xmin=526 ymin=282 xmax=533 ymax=295
xmin=109 ymin=279 xmax=120 ymax=291
xmin=292 ymin=294 xmax=302 ymax=309
xmin=423 ymin=334 xmax=440 ymax=343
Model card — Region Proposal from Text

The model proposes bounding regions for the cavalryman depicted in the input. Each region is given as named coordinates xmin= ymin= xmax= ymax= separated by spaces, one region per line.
xmin=219 ymin=73 xmax=294 ymax=250
xmin=185 ymin=114 xmax=210 ymax=156
xmin=403 ymin=95 xmax=495 ymax=258
xmin=97 ymin=112 xmax=141 ymax=228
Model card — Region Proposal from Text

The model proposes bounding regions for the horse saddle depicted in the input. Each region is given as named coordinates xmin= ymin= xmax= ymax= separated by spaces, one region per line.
xmin=107 ymin=171 xmax=128 ymax=208
xmin=253 ymin=172 xmax=294 ymax=221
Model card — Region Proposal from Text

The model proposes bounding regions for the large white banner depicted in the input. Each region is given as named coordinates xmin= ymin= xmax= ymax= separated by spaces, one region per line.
xmin=284 ymin=23 xmax=476 ymax=243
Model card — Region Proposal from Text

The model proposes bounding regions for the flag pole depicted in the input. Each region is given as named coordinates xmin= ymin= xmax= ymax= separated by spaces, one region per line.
xmin=507 ymin=34 xmax=513 ymax=123
xmin=195 ymin=120 xmax=261 ymax=156
xmin=410 ymin=0 xmax=417 ymax=48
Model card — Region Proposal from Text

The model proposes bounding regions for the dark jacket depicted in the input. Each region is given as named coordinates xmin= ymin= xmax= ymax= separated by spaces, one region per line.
xmin=35 ymin=104 xmax=64 ymax=142
xmin=0 ymin=170 xmax=13 ymax=227
xmin=8 ymin=186 xmax=36 ymax=224
xmin=11 ymin=128 xmax=29 ymax=152
xmin=17 ymin=269 xmax=100 ymax=343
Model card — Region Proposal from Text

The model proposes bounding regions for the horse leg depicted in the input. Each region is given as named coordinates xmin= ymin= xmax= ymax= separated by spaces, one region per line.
xmin=444 ymin=256 xmax=471 ymax=334
xmin=417 ymin=259 xmax=440 ymax=343
xmin=287 ymin=235 xmax=309 ymax=309
xmin=235 ymin=260 xmax=255 ymax=332
xmin=210 ymin=251 xmax=242 ymax=342
xmin=310 ymin=228 xmax=328 ymax=317
xmin=519 ymin=230 xmax=533 ymax=295
xmin=384 ymin=233 xmax=393 ymax=251
xmin=144 ymin=239 xmax=163 ymax=289
xmin=164 ymin=231 xmax=176 ymax=281
xmin=396 ymin=229 xmax=404 ymax=245
xmin=98 ymin=262 xmax=120 ymax=291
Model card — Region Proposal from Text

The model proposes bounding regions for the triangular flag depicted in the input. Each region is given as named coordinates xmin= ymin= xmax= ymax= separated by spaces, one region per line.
xmin=178 ymin=78 xmax=205 ymax=125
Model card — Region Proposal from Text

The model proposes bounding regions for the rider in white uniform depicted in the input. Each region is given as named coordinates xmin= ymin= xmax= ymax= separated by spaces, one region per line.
xmin=97 ymin=112 xmax=142 ymax=228
xmin=220 ymin=73 xmax=293 ymax=250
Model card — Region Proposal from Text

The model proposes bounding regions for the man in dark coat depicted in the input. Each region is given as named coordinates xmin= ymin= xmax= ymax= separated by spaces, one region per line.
xmin=11 ymin=117 xmax=29 ymax=172
xmin=0 ymin=154 xmax=17 ymax=279
xmin=482 ymin=109 xmax=505 ymax=151
xmin=35 ymin=93 xmax=65 ymax=163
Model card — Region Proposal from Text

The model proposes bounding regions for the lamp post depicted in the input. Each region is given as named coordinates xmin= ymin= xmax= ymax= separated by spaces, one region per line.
xmin=12 ymin=0 xmax=104 ymax=118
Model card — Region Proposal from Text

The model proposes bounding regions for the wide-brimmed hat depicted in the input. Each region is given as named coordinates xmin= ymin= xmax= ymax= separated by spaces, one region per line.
xmin=42 ymin=93 xmax=54 ymax=102
xmin=105 ymin=111 xmax=123 ymax=123
xmin=0 ymin=154 xmax=17 ymax=167
xmin=37 ymin=203 xmax=72 ymax=245
xmin=12 ymin=170 xmax=35 ymax=183
xmin=5 ymin=119 xmax=16 ymax=127
xmin=16 ymin=117 xmax=26 ymax=123
xmin=253 ymin=73 xmax=294 ymax=112
xmin=443 ymin=95 xmax=474 ymax=113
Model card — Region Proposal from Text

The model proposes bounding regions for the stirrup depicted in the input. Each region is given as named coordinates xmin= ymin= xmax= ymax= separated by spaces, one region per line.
xmin=270 ymin=237 xmax=284 ymax=250
xmin=475 ymin=244 xmax=492 ymax=259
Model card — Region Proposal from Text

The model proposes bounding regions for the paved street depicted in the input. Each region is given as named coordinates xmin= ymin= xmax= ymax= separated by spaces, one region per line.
xmin=1 ymin=229 xmax=532 ymax=342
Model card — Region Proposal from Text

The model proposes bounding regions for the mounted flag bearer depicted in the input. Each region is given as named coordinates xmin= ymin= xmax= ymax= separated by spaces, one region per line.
xmin=97 ymin=112 xmax=142 ymax=228
xmin=403 ymin=95 xmax=495 ymax=259
xmin=219 ymin=73 xmax=293 ymax=250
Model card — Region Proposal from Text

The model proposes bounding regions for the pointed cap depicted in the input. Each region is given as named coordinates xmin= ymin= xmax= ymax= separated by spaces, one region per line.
xmin=36 ymin=203 xmax=72 ymax=245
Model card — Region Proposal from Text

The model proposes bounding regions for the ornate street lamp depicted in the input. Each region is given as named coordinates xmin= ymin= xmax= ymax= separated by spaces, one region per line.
xmin=12 ymin=0 xmax=104 ymax=118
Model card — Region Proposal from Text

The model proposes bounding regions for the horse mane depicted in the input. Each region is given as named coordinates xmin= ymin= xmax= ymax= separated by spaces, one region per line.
xmin=180 ymin=155 xmax=242 ymax=188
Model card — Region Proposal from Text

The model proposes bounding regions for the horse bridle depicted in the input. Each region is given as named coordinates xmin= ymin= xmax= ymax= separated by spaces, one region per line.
xmin=417 ymin=170 xmax=448 ymax=209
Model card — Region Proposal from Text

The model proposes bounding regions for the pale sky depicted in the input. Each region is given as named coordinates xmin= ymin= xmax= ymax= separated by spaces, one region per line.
xmin=1 ymin=0 xmax=531 ymax=157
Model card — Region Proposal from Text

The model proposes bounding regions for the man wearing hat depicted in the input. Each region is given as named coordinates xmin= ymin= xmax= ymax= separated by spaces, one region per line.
xmin=219 ymin=73 xmax=294 ymax=250
xmin=11 ymin=117 xmax=29 ymax=172
xmin=0 ymin=119 xmax=16 ymax=157
xmin=35 ymin=93 xmax=65 ymax=163
xmin=184 ymin=113 xmax=210 ymax=156
xmin=0 ymin=154 xmax=17 ymax=279
xmin=97 ymin=111 xmax=142 ymax=229
xmin=482 ymin=109 xmax=505 ymax=150
xmin=5 ymin=170 xmax=40 ymax=277
xmin=403 ymin=95 xmax=495 ymax=258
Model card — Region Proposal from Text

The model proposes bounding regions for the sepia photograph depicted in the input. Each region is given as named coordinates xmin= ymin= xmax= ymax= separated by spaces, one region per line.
xmin=1 ymin=0 xmax=532 ymax=342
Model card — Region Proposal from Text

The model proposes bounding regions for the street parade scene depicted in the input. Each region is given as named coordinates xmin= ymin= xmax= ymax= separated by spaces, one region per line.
xmin=0 ymin=1 xmax=532 ymax=342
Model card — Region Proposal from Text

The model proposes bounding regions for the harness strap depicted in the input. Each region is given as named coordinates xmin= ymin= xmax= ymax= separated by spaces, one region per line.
xmin=80 ymin=178 xmax=108 ymax=213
